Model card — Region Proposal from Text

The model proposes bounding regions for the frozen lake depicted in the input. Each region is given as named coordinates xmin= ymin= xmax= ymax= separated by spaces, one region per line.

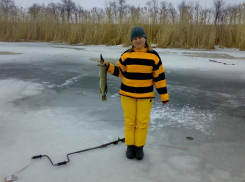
xmin=0 ymin=42 xmax=245 ymax=182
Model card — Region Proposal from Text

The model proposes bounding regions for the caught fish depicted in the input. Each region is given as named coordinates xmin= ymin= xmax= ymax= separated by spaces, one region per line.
xmin=97 ymin=54 xmax=108 ymax=101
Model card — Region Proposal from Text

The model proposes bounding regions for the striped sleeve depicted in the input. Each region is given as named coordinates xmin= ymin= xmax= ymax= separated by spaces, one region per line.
xmin=107 ymin=58 xmax=126 ymax=78
xmin=152 ymin=53 xmax=169 ymax=102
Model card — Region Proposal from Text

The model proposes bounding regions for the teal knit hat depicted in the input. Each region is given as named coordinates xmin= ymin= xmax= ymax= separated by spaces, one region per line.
xmin=130 ymin=26 xmax=147 ymax=41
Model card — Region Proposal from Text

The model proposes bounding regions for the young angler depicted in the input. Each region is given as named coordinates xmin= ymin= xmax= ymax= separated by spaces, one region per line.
xmin=103 ymin=26 xmax=169 ymax=160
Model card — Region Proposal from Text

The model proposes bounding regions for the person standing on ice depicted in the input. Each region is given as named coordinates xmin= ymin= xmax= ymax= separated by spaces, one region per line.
xmin=102 ymin=26 xmax=169 ymax=160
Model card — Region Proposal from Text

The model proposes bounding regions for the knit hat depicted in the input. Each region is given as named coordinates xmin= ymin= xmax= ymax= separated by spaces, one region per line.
xmin=130 ymin=26 xmax=147 ymax=41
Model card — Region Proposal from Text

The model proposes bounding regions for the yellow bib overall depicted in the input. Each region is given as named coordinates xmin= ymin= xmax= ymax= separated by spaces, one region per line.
xmin=121 ymin=95 xmax=153 ymax=147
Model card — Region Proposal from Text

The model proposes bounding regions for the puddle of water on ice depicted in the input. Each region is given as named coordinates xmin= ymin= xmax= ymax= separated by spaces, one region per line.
xmin=182 ymin=52 xmax=245 ymax=60
xmin=0 ymin=51 xmax=22 ymax=55
xmin=53 ymin=47 xmax=85 ymax=51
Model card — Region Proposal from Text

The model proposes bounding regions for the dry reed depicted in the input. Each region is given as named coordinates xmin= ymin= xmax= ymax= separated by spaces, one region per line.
xmin=0 ymin=0 xmax=244 ymax=50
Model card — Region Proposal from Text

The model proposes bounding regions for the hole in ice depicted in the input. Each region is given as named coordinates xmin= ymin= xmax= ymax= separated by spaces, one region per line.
xmin=186 ymin=137 xmax=194 ymax=140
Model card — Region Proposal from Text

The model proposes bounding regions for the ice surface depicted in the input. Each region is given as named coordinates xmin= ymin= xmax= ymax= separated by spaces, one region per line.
xmin=0 ymin=42 xmax=245 ymax=182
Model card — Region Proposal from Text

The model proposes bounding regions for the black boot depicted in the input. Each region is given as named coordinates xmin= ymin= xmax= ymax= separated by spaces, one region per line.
xmin=126 ymin=145 xmax=136 ymax=159
xmin=135 ymin=146 xmax=144 ymax=160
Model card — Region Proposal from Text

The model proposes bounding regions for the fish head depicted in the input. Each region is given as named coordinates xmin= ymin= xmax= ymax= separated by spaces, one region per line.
xmin=100 ymin=54 xmax=105 ymax=65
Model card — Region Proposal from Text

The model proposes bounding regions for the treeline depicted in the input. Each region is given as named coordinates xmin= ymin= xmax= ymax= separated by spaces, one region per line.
xmin=0 ymin=0 xmax=245 ymax=50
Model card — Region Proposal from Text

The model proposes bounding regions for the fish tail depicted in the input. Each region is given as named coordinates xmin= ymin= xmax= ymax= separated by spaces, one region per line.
xmin=102 ymin=95 xmax=107 ymax=101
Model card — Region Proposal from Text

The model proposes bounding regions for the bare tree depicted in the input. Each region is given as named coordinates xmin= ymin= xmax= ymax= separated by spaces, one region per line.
xmin=61 ymin=0 xmax=75 ymax=23
xmin=200 ymin=7 xmax=210 ymax=24
xmin=159 ymin=1 xmax=168 ymax=24
xmin=194 ymin=1 xmax=200 ymax=24
xmin=128 ymin=5 xmax=141 ymax=23
xmin=105 ymin=1 xmax=117 ymax=23
xmin=47 ymin=2 xmax=58 ymax=20
xmin=77 ymin=5 xmax=84 ymax=22
xmin=117 ymin=0 xmax=127 ymax=23
xmin=90 ymin=7 xmax=103 ymax=23
xmin=168 ymin=3 xmax=177 ymax=24
xmin=111 ymin=1 xmax=118 ymax=22
xmin=226 ymin=5 xmax=239 ymax=24
xmin=105 ymin=1 xmax=113 ymax=22
xmin=213 ymin=0 xmax=225 ymax=25
xmin=73 ymin=3 xmax=83 ymax=23
xmin=178 ymin=0 xmax=193 ymax=23
xmin=0 ymin=0 xmax=16 ymax=16
xmin=57 ymin=3 xmax=65 ymax=23
xmin=146 ymin=0 xmax=159 ymax=24
xmin=237 ymin=4 xmax=244 ymax=24
xmin=28 ymin=3 xmax=42 ymax=19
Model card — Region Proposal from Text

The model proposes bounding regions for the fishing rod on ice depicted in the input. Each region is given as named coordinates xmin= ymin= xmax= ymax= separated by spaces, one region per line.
xmin=31 ymin=137 xmax=125 ymax=166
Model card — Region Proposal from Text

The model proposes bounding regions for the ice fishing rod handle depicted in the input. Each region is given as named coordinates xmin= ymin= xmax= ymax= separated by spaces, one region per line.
xmin=32 ymin=155 xmax=42 ymax=159
xmin=57 ymin=161 xmax=67 ymax=166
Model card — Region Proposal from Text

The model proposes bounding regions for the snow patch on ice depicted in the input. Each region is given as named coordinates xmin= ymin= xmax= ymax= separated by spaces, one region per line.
xmin=48 ymin=74 xmax=86 ymax=88
xmin=59 ymin=75 xmax=82 ymax=87
xmin=150 ymin=104 xmax=216 ymax=135
xmin=0 ymin=79 xmax=45 ymax=105
xmin=111 ymin=93 xmax=119 ymax=97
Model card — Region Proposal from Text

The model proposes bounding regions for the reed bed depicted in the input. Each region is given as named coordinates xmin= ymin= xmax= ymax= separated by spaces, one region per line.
xmin=0 ymin=0 xmax=244 ymax=50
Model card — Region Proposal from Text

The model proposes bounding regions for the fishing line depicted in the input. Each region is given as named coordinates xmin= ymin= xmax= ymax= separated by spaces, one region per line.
xmin=5 ymin=162 xmax=33 ymax=182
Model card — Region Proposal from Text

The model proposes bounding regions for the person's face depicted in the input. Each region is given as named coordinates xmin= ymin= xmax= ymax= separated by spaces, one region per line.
xmin=132 ymin=36 xmax=146 ymax=49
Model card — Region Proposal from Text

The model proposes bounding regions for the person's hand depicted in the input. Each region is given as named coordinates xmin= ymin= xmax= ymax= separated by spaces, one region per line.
xmin=103 ymin=61 xmax=109 ymax=67
xmin=98 ymin=61 xmax=109 ymax=68
xmin=162 ymin=101 xmax=168 ymax=105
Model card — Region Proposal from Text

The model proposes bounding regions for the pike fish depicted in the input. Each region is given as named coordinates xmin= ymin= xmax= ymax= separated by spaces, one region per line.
xmin=98 ymin=54 xmax=108 ymax=101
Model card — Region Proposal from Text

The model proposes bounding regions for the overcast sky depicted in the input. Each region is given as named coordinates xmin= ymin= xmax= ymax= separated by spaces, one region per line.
xmin=14 ymin=0 xmax=244 ymax=9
